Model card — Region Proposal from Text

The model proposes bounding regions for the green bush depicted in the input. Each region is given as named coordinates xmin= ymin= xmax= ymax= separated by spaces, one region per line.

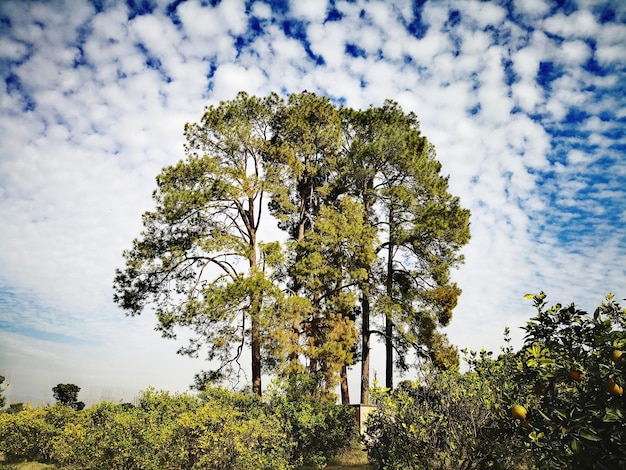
xmin=363 ymin=294 xmax=626 ymax=470
xmin=363 ymin=365 xmax=531 ymax=470
xmin=52 ymin=402 xmax=162 ymax=469
xmin=162 ymin=401 xmax=292 ymax=470
xmin=0 ymin=404 xmax=74 ymax=462
xmin=508 ymin=293 xmax=626 ymax=469
xmin=47 ymin=387 xmax=292 ymax=470
xmin=268 ymin=374 xmax=358 ymax=468
xmin=0 ymin=376 xmax=7 ymax=409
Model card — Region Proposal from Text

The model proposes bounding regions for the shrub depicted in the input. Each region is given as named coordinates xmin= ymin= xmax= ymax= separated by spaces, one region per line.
xmin=268 ymin=374 xmax=358 ymax=468
xmin=0 ymin=404 xmax=73 ymax=462
xmin=162 ymin=400 xmax=292 ymax=470
xmin=509 ymin=293 xmax=626 ymax=468
xmin=50 ymin=387 xmax=292 ymax=470
xmin=0 ymin=376 xmax=8 ymax=409
xmin=364 ymin=367 xmax=531 ymax=470
xmin=52 ymin=402 xmax=162 ymax=469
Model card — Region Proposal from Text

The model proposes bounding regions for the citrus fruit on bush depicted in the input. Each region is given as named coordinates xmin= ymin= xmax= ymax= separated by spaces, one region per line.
xmin=569 ymin=369 xmax=584 ymax=381
xmin=511 ymin=404 xmax=527 ymax=420
xmin=611 ymin=350 xmax=622 ymax=362
xmin=605 ymin=380 xmax=623 ymax=396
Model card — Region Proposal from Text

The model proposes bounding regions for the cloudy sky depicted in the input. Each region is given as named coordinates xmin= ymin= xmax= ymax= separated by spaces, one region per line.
xmin=1 ymin=0 xmax=625 ymax=406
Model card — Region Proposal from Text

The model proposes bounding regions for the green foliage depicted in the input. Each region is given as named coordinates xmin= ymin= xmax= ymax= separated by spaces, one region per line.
xmin=164 ymin=401 xmax=290 ymax=470
xmin=5 ymin=404 xmax=26 ymax=415
xmin=290 ymin=197 xmax=376 ymax=394
xmin=363 ymin=361 xmax=530 ymax=470
xmin=268 ymin=375 xmax=358 ymax=469
xmin=0 ymin=405 xmax=74 ymax=463
xmin=362 ymin=293 xmax=625 ymax=470
xmin=0 ymin=387 xmax=299 ymax=469
xmin=508 ymin=292 xmax=626 ymax=468
xmin=114 ymin=91 xmax=471 ymax=401
xmin=114 ymin=92 xmax=283 ymax=396
xmin=0 ymin=376 xmax=7 ymax=409
xmin=52 ymin=401 xmax=162 ymax=469
xmin=51 ymin=384 xmax=84 ymax=411
xmin=340 ymin=99 xmax=471 ymax=390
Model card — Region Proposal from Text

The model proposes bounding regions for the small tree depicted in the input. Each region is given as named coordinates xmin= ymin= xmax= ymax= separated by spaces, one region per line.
xmin=52 ymin=384 xmax=85 ymax=411
xmin=0 ymin=376 xmax=8 ymax=408
xmin=509 ymin=293 xmax=626 ymax=468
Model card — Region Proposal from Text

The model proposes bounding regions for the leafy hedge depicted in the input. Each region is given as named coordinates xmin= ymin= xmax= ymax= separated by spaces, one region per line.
xmin=0 ymin=383 xmax=357 ymax=470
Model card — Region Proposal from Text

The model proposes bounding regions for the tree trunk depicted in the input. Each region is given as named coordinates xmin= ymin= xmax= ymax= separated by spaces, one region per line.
xmin=248 ymin=199 xmax=262 ymax=397
xmin=252 ymin=316 xmax=262 ymax=397
xmin=340 ymin=365 xmax=350 ymax=404
xmin=386 ymin=224 xmax=394 ymax=390
xmin=360 ymin=286 xmax=371 ymax=404
xmin=385 ymin=311 xmax=393 ymax=390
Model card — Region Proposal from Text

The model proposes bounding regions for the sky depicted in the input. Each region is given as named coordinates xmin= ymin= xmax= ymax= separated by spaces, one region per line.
xmin=1 ymin=0 xmax=625 ymax=406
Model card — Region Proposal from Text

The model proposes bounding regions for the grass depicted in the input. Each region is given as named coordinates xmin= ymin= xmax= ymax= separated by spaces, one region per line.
xmin=298 ymin=445 xmax=373 ymax=470
xmin=1 ymin=450 xmax=373 ymax=470
xmin=0 ymin=460 xmax=56 ymax=469
xmin=328 ymin=445 xmax=371 ymax=468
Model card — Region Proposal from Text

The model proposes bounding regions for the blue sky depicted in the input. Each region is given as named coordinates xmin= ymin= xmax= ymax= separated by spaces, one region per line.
xmin=1 ymin=0 xmax=625 ymax=405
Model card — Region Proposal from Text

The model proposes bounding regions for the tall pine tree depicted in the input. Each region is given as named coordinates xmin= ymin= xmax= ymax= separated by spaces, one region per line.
xmin=114 ymin=92 xmax=470 ymax=400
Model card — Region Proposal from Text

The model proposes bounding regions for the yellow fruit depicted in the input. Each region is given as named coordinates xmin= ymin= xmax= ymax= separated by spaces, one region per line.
xmin=511 ymin=404 xmax=527 ymax=420
xmin=605 ymin=380 xmax=624 ymax=396
xmin=569 ymin=369 xmax=584 ymax=382
xmin=611 ymin=350 xmax=623 ymax=362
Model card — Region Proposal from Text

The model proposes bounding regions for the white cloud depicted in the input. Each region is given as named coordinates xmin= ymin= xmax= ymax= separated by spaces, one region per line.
xmin=543 ymin=9 xmax=599 ymax=38
xmin=513 ymin=0 xmax=550 ymax=18
xmin=476 ymin=48 xmax=516 ymax=123
xmin=463 ymin=0 xmax=507 ymax=29
xmin=0 ymin=36 xmax=29 ymax=60
xmin=131 ymin=13 xmax=183 ymax=67
xmin=512 ymin=36 xmax=546 ymax=80
xmin=307 ymin=21 xmax=349 ymax=69
xmin=177 ymin=0 xmax=247 ymax=41
xmin=567 ymin=149 xmax=588 ymax=165
xmin=512 ymin=80 xmax=542 ymax=112
xmin=290 ymin=0 xmax=328 ymax=22
xmin=460 ymin=29 xmax=493 ymax=56
xmin=211 ymin=63 xmax=267 ymax=98
xmin=595 ymin=43 xmax=626 ymax=65
xmin=597 ymin=22 xmax=626 ymax=45
xmin=251 ymin=1 xmax=272 ymax=19
xmin=559 ymin=40 xmax=592 ymax=65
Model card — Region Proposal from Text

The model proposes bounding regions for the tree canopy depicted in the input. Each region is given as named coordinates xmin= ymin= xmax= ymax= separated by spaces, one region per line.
xmin=52 ymin=383 xmax=85 ymax=411
xmin=113 ymin=91 xmax=470 ymax=400
xmin=0 ymin=376 xmax=8 ymax=409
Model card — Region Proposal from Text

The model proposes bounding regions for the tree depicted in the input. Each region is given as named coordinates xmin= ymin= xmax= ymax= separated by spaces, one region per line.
xmin=266 ymin=92 xmax=375 ymax=402
xmin=114 ymin=92 xmax=283 ymax=397
xmin=0 ymin=375 xmax=8 ymax=408
xmin=52 ymin=384 xmax=85 ymax=411
xmin=270 ymin=97 xmax=470 ymax=402
xmin=340 ymin=101 xmax=470 ymax=401
xmin=291 ymin=197 xmax=376 ymax=400
xmin=509 ymin=293 xmax=626 ymax=468
xmin=114 ymin=92 xmax=470 ymax=400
